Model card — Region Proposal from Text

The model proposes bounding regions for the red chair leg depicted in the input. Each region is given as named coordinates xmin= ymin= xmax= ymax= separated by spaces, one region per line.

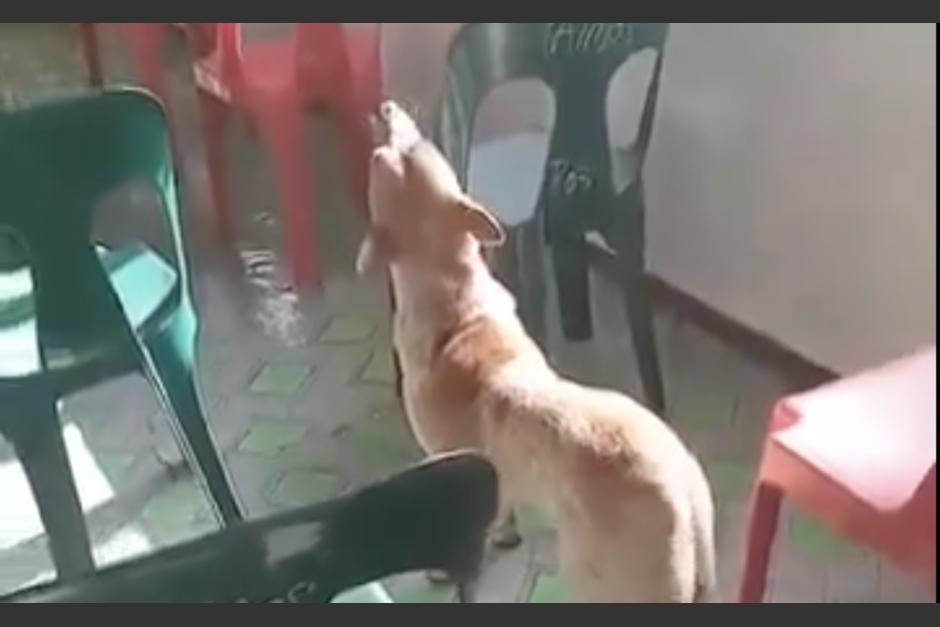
xmin=134 ymin=55 xmax=169 ymax=104
xmin=78 ymin=23 xmax=103 ymax=88
xmin=257 ymin=103 xmax=319 ymax=287
xmin=739 ymin=482 xmax=783 ymax=602
xmin=197 ymin=91 xmax=234 ymax=238
xmin=120 ymin=25 xmax=168 ymax=101
xmin=344 ymin=41 xmax=383 ymax=218
xmin=119 ymin=25 xmax=184 ymax=166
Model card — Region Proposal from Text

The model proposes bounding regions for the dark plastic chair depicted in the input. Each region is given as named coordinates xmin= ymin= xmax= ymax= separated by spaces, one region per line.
xmin=0 ymin=89 xmax=243 ymax=582
xmin=3 ymin=452 xmax=498 ymax=603
xmin=434 ymin=23 xmax=668 ymax=413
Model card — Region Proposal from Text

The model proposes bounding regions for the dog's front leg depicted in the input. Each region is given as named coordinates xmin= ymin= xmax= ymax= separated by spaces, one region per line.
xmin=488 ymin=494 xmax=522 ymax=549
xmin=455 ymin=575 xmax=479 ymax=603
xmin=426 ymin=486 xmax=520 ymax=592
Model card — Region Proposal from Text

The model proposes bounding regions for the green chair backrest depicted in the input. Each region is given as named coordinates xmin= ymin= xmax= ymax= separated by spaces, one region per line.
xmin=436 ymin=23 xmax=667 ymax=212
xmin=433 ymin=23 xmax=668 ymax=340
xmin=0 ymin=89 xmax=190 ymax=379
xmin=3 ymin=453 xmax=498 ymax=603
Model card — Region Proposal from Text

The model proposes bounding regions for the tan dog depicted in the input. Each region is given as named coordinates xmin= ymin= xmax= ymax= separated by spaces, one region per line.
xmin=357 ymin=101 xmax=716 ymax=602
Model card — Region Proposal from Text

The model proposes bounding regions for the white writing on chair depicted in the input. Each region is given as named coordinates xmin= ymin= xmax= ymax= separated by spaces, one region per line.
xmin=545 ymin=23 xmax=633 ymax=57
xmin=547 ymin=159 xmax=594 ymax=197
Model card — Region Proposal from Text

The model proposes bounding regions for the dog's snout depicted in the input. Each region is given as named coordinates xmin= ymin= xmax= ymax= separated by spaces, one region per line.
xmin=370 ymin=146 xmax=402 ymax=176
xmin=368 ymin=113 xmax=385 ymax=146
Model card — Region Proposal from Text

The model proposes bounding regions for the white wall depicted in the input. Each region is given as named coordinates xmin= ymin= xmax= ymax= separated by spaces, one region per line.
xmin=381 ymin=23 xmax=937 ymax=373
xmin=645 ymin=23 xmax=936 ymax=372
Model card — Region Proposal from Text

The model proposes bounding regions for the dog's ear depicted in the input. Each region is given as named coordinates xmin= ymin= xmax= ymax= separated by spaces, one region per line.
xmin=456 ymin=196 xmax=506 ymax=247
xmin=355 ymin=227 xmax=396 ymax=276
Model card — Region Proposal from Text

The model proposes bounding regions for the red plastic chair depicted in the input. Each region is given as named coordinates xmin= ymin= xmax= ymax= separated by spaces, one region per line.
xmin=739 ymin=346 xmax=936 ymax=602
xmin=77 ymin=23 xmax=216 ymax=160
xmin=79 ymin=24 xmax=216 ymax=91
xmin=78 ymin=23 xmax=379 ymax=287
xmin=193 ymin=23 xmax=381 ymax=287
xmin=77 ymin=24 xmax=103 ymax=88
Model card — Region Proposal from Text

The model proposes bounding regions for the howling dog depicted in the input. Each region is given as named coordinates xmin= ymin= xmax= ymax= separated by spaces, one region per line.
xmin=356 ymin=100 xmax=715 ymax=602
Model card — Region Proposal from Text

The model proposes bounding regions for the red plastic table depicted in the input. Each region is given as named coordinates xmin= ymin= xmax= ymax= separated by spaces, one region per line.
xmin=739 ymin=346 xmax=936 ymax=602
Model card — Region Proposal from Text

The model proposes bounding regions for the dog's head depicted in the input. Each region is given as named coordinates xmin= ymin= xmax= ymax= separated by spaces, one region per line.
xmin=356 ymin=101 xmax=505 ymax=276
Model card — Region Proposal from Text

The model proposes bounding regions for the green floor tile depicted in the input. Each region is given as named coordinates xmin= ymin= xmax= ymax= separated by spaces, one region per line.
xmin=238 ymin=422 xmax=306 ymax=458
xmin=528 ymin=572 xmax=570 ymax=603
xmin=237 ymin=452 xmax=292 ymax=494
xmin=141 ymin=481 xmax=217 ymax=546
xmin=706 ymin=458 xmax=755 ymax=500
xmin=789 ymin=512 xmax=855 ymax=559
xmin=268 ymin=469 xmax=343 ymax=509
xmin=95 ymin=450 xmax=137 ymax=486
xmin=344 ymin=407 xmax=420 ymax=476
xmin=93 ymin=524 xmax=153 ymax=568
xmin=318 ymin=316 xmax=374 ymax=344
xmin=354 ymin=435 xmax=419 ymax=477
xmin=516 ymin=504 xmax=556 ymax=536
xmin=249 ymin=363 xmax=312 ymax=396
xmin=673 ymin=384 xmax=737 ymax=430
xmin=360 ymin=406 xmax=415 ymax=446
xmin=360 ymin=348 xmax=395 ymax=386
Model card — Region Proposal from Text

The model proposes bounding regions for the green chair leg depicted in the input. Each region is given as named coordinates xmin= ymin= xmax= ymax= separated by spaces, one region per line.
xmin=610 ymin=185 xmax=665 ymax=415
xmin=10 ymin=390 xmax=95 ymax=580
xmin=621 ymin=273 xmax=666 ymax=414
xmin=138 ymin=312 xmax=243 ymax=525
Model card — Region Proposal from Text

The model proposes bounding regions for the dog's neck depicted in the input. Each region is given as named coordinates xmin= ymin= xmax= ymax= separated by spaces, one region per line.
xmin=389 ymin=237 xmax=518 ymax=364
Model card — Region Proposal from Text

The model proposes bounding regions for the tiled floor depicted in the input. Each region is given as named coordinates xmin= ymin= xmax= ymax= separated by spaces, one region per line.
xmin=0 ymin=24 xmax=933 ymax=603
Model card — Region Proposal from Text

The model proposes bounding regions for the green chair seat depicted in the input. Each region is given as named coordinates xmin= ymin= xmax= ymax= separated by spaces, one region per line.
xmin=0 ymin=244 xmax=176 ymax=381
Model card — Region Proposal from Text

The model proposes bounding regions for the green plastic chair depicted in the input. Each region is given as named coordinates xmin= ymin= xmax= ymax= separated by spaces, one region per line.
xmin=0 ymin=89 xmax=243 ymax=582
xmin=3 ymin=452 xmax=498 ymax=603
xmin=434 ymin=23 xmax=668 ymax=413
